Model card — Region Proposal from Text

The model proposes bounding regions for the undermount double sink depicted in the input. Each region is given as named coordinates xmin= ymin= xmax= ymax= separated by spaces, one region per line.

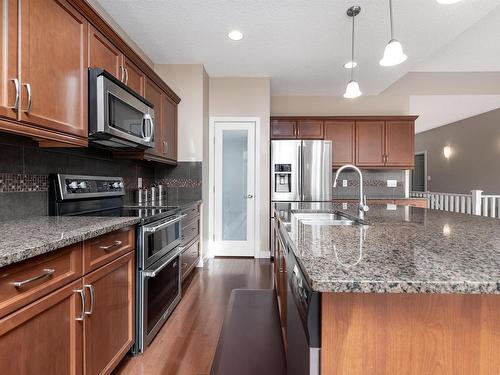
xmin=292 ymin=211 xmax=370 ymax=227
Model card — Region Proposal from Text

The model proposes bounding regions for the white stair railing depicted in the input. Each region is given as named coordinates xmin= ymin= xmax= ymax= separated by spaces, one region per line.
xmin=410 ymin=190 xmax=500 ymax=218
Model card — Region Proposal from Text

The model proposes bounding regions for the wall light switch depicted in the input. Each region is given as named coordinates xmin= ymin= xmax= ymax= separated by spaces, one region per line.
xmin=386 ymin=203 xmax=397 ymax=211
xmin=342 ymin=203 xmax=348 ymax=210
xmin=387 ymin=179 xmax=397 ymax=188
xmin=427 ymin=175 xmax=431 ymax=181
xmin=342 ymin=179 xmax=348 ymax=187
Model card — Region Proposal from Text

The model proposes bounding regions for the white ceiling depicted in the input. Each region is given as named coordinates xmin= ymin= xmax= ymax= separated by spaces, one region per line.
xmin=96 ymin=0 xmax=500 ymax=96
xmin=410 ymin=95 xmax=500 ymax=133
xmin=412 ymin=5 xmax=500 ymax=72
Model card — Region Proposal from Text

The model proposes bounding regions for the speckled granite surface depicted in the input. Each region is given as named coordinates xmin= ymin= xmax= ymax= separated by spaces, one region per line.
xmin=274 ymin=202 xmax=500 ymax=294
xmin=0 ymin=216 xmax=140 ymax=268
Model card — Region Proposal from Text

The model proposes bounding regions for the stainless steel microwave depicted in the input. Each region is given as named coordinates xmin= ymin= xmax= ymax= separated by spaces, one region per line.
xmin=89 ymin=68 xmax=155 ymax=149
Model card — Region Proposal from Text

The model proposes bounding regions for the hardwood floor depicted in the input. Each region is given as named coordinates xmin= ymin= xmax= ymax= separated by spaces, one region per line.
xmin=113 ymin=258 xmax=273 ymax=375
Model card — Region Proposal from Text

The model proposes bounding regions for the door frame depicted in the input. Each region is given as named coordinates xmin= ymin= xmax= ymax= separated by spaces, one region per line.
xmin=208 ymin=117 xmax=261 ymax=258
xmin=412 ymin=151 xmax=428 ymax=192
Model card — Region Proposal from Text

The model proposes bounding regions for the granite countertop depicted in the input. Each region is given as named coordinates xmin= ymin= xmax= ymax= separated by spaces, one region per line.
xmin=274 ymin=202 xmax=500 ymax=294
xmin=0 ymin=216 xmax=140 ymax=268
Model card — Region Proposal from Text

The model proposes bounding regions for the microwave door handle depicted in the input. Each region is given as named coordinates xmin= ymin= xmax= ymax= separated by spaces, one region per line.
xmin=148 ymin=114 xmax=155 ymax=141
xmin=141 ymin=115 xmax=147 ymax=139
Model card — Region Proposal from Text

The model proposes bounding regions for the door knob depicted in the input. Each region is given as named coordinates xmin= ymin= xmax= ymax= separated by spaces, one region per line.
xmin=247 ymin=194 xmax=254 ymax=198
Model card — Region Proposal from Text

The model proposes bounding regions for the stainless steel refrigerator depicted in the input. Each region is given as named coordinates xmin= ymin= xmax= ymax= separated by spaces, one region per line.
xmin=271 ymin=140 xmax=332 ymax=202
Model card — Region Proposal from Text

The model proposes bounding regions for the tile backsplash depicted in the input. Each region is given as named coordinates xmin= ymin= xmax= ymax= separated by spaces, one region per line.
xmin=333 ymin=169 xmax=407 ymax=199
xmin=0 ymin=132 xmax=201 ymax=220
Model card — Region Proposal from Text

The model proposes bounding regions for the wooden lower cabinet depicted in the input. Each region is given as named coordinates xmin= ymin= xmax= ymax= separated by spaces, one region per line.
xmin=83 ymin=252 xmax=135 ymax=375
xmin=0 ymin=229 xmax=136 ymax=375
xmin=0 ymin=280 xmax=84 ymax=375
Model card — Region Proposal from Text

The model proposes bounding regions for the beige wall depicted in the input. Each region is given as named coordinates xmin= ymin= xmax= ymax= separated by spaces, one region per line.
xmin=202 ymin=68 xmax=210 ymax=259
xmin=271 ymin=72 xmax=500 ymax=116
xmin=87 ymin=0 xmax=153 ymax=67
xmin=155 ymin=64 xmax=206 ymax=161
xmin=415 ymin=108 xmax=500 ymax=195
xmin=209 ymin=77 xmax=271 ymax=256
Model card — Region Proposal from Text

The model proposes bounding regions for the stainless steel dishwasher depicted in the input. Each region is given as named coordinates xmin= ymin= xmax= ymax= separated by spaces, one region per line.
xmin=286 ymin=247 xmax=321 ymax=375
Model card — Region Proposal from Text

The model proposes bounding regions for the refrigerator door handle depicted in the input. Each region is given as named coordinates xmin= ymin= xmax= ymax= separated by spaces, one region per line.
xmin=297 ymin=142 xmax=303 ymax=201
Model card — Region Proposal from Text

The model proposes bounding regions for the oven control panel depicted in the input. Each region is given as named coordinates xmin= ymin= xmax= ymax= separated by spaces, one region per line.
xmin=55 ymin=174 xmax=125 ymax=200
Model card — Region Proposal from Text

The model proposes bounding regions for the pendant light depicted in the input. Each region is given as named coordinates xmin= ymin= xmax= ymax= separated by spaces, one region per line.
xmin=344 ymin=6 xmax=362 ymax=99
xmin=380 ymin=0 xmax=407 ymax=67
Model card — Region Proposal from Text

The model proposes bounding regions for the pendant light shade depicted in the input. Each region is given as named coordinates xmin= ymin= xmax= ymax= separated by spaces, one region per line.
xmin=344 ymin=6 xmax=362 ymax=99
xmin=380 ymin=39 xmax=407 ymax=66
xmin=380 ymin=0 xmax=407 ymax=67
xmin=343 ymin=80 xmax=362 ymax=99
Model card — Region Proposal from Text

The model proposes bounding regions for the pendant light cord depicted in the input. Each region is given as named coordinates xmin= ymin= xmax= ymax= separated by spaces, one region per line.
xmin=351 ymin=11 xmax=355 ymax=81
xmin=389 ymin=0 xmax=394 ymax=40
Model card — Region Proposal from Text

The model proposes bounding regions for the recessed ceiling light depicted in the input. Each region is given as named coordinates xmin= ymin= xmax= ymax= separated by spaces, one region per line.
xmin=343 ymin=61 xmax=357 ymax=69
xmin=227 ymin=30 xmax=243 ymax=41
xmin=436 ymin=0 xmax=462 ymax=4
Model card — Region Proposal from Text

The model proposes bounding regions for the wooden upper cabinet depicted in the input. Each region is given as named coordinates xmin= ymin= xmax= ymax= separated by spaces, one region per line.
xmin=385 ymin=121 xmax=415 ymax=167
xmin=324 ymin=121 xmax=355 ymax=166
xmin=297 ymin=120 xmax=324 ymax=139
xmin=88 ymin=26 xmax=122 ymax=81
xmin=0 ymin=280 xmax=84 ymax=375
xmin=20 ymin=0 xmax=88 ymax=138
xmin=123 ymin=57 xmax=145 ymax=96
xmin=162 ymin=94 xmax=178 ymax=160
xmin=144 ymin=78 xmax=164 ymax=158
xmin=83 ymin=253 xmax=135 ymax=375
xmin=0 ymin=0 xmax=18 ymax=120
xmin=355 ymin=121 xmax=385 ymax=167
xmin=271 ymin=119 xmax=296 ymax=139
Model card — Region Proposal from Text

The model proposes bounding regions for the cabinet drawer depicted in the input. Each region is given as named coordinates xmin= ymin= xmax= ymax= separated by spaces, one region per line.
xmin=0 ymin=243 xmax=83 ymax=319
xmin=83 ymin=227 xmax=135 ymax=273
xmin=180 ymin=239 xmax=200 ymax=281
xmin=181 ymin=204 xmax=200 ymax=226
xmin=181 ymin=218 xmax=199 ymax=247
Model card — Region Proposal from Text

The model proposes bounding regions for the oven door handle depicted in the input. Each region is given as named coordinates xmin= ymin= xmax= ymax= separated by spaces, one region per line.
xmin=143 ymin=247 xmax=182 ymax=278
xmin=143 ymin=214 xmax=185 ymax=233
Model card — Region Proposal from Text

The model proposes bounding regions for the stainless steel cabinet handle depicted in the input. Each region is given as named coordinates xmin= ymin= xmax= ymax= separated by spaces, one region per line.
xmin=11 ymin=78 xmax=19 ymax=110
xmin=120 ymin=66 xmax=125 ymax=82
xmin=99 ymin=240 xmax=122 ymax=251
xmin=163 ymin=141 xmax=168 ymax=153
xmin=84 ymin=284 xmax=95 ymax=315
xmin=125 ymin=68 xmax=129 ymax=85
xmin=74 ymin=289 xmax=86 ymax=321
xmin=11 ymin=268 xmax=55 ymax=288
xmin=23 ymin=83 xmax=32 ymax=113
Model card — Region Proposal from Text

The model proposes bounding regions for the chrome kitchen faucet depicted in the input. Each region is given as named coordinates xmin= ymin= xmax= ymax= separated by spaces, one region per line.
xmin=333 ymin=164 xmax=369 ymax=220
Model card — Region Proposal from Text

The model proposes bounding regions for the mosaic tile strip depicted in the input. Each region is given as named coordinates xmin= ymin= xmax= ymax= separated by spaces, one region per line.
xmin=0 ymin=173 xmax=49 ymax=193
xmin=156 ymin=177 xmax=202 ymax=188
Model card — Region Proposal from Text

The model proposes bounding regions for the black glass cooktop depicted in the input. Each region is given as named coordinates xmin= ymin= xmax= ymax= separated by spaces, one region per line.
xmin=76 ymin=206 xmax=179 ymax=224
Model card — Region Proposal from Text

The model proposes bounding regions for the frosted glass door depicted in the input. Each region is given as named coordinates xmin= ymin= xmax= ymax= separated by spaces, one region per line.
xmin=213 ymin=122 xmax=255 ymax=256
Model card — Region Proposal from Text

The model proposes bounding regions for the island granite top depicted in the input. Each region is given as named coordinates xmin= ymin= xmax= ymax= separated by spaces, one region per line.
xmin=274 ymin=202 xmax=500 ymax=294
xmin=0 ymin=216 xmax=140 ymax=268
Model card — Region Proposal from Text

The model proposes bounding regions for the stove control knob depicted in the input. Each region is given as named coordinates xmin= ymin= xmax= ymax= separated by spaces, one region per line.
xmin=119 ymin=182 xmax=124 ymax=189
xmin=68 ymin=181 xmax=78 ymax=190
xmin=112 ymin=182 xmax=121 ymax=189
xmin=77 ymin=181 xmax=87 ymax=189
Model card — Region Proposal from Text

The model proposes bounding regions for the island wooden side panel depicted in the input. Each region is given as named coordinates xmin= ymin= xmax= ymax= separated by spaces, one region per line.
xmin=321 ymin=293 xmax=500 ymax=375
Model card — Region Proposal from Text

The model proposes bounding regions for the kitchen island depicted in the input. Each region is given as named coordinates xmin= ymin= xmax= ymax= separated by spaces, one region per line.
xmin=273 ymin=202 xmax=500 ymax=375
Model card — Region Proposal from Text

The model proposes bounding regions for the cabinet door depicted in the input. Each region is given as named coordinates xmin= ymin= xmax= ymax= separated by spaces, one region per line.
xmin=271 ymin=119 xmax=296 ymax=139
xmin=0 ymin=0 xmax=18 ymax=119
xmin=297 ymin=120 xmax=324 ymax=139
xmin=356 ymin=121 xmax=385 ymax=167
xmin=83 ymin=252 xmax=135 ymax=375
xmin=88 ymin=26 xmax=122 ymax=81
xmin=144 ymin=78 xmax=164 ymax=157
xmin=20 ymin=0 xmax=88 ymax=138
xmin=162 ymin=94 xmax=177 ymax=161
xmin=385 ymin=121 xmax=415 ymax=167
xmin=324 ymin=121 xmax=355 ymax=166
xmin=123 ymin=57 xmax=145 ymax=96
xmin=0 ymin=280 xmax=84 ymax=375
